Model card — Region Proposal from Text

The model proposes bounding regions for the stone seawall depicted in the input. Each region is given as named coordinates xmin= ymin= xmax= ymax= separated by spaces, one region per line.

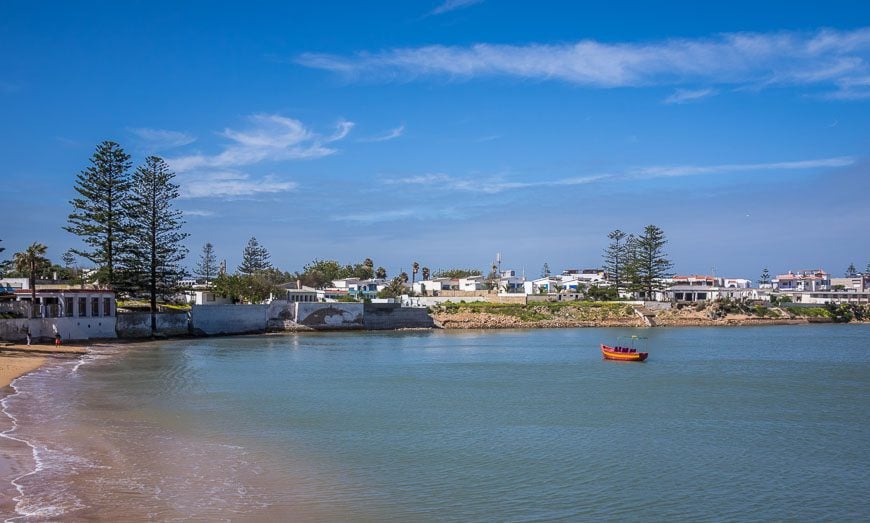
xmin=116 ymin=312 xmax=190 ymax=338
xmin=295 ymin=302 xmax=365 ymax=329
xmin=364 ymin=303 xmax=435 ymax=329
xmin=190 ymin=304 xmax=269 ymax=335
xmin=0 ymin=317 xmax=117 ymax=342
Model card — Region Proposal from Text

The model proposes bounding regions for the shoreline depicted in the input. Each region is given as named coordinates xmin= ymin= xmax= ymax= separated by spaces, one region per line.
xmin=0 ymin=344 xmax=89 ymax=519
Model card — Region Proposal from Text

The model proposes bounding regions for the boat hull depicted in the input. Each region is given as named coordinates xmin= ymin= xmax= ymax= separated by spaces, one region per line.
xmin=601 ymin=344 xmax=648 ymax=362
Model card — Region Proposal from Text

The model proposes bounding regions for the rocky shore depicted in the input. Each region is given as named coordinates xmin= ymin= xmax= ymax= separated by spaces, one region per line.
xmin=430 ymin=301 xmax=867 ymax=329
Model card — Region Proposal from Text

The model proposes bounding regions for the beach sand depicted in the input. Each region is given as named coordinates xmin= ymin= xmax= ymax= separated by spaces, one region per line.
xmin=1 ymin=344 xmax=86 ymax=517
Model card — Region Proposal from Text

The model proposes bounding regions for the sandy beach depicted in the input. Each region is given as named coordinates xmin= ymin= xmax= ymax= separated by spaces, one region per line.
xmin=1 ymin=344 xmax=87 ymax=517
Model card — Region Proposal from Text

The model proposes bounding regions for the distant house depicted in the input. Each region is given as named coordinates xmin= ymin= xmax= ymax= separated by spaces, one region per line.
xmin=13 ymin=288 xmax=116 ymax=318
xmin=413 ymin=278 xmax=458 ymax=295
xmin=182 ymin=290 xmax=232 ymax=305
xmin=773 ymin=269 xmax=831 ymax=292
xmin=177 ymin=277 xmax=199 ymax=288
xmin=277 ymin=281 xmax=318 ymax=302
xmin=458 ymin=275 xmax=486 ymax=292
xmin=348 ymin=278 xmax=387 ymax=299
xmin=498 ymin=270 xmax=525 ymax=292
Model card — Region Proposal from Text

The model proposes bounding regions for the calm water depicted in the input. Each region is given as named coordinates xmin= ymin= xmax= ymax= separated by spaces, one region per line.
xmin=3 ymin=325 xmax=870 ymax=521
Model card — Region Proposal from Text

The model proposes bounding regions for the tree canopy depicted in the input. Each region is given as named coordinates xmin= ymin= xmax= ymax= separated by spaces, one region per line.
xmin=238 ymin=237 xmax=272 ymax=275
xmin=65 ymin=141 xmax=132 ymax=287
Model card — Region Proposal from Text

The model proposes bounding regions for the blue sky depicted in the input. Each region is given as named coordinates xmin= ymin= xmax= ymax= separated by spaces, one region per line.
xmin=2 ymin=1 xmax=869 ymax=280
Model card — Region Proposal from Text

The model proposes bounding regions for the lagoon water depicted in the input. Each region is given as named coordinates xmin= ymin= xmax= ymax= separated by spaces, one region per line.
xmin=4 ymin=325 xmax=870 ymax=521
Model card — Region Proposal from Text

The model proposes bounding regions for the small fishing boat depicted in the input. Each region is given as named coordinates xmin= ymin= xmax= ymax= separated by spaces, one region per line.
xmin=601 ymin=336 xmax=649 ymax=362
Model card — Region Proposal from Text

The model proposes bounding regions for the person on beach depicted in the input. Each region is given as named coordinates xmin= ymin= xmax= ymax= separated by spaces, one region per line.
xmin=55 ymin=333 xmax=62 ymax=346
xmin=25 ymin=327 xmax=31 ymax=346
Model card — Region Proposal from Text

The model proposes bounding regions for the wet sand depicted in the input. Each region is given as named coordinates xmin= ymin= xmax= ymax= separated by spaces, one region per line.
xmin=1 ymin=344 xmax=86 ymax=518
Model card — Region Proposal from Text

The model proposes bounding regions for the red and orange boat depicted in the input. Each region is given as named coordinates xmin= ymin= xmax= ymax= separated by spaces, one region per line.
xmin=601 ymin=343 xmax=649 ymax=362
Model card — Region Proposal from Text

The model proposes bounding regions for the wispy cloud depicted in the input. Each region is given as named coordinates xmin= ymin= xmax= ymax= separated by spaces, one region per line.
xmin=297 ymin=28 xmax=870 ymax=98
xmin=664 ymin=88 xmax=717 ymax=104
xmin=180 ymin=171 xmax=299 ymax=199
xmin=384 ymin=173 xmax=607 ymax=193
xmin=167 ymin=114 xmax=353 ymax=173
xmin=333 ymin=206 xmax=464 ymax=223
xmin=181 ymin=209 xmax=216 ymax=217
xmin=358 ymin=125 xmax=405 ymax=142
xmin=129 ymin=127 xmax=197 ymax=149
xmin=633 ymin=156 xmax=855 ymax=178
xmin=431 ymin=0 xmax=483 ymax=15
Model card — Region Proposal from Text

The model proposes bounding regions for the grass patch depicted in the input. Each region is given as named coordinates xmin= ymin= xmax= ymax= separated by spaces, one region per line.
xmin=437 ymin=301 xmax=635 ymax=322
xmin=785 ymin=307 xmax=832 ymax=318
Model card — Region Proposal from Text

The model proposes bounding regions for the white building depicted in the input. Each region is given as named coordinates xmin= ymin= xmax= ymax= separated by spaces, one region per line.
xmin=182 ymin=290 xmax=232 ymax=305
xmin=458 ymin=275 xmax=486 ymax=291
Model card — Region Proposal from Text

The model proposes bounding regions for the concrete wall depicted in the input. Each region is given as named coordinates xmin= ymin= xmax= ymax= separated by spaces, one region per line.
xmin=0 ymin=317 xmax=117 ymax=342
xmin=295 ymin=302 xmax=364 ymax=329
xmin=190 ymin=304 xmax=269 ymax=335
xmin=116 ymin=312 xmax=190 ymax=338
xmin=364 ymin=303 xmax=434 ymax=329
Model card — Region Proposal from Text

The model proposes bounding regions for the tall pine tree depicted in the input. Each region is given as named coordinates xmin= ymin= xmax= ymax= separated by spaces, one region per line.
xmin=238 ymin=237 xmax=271 ymax=275
xmin=65 ymin=141 xmax=132 ymax=288
xmin=633 ymin=225 xmax=674 ymax=300
xmin=602 ymin=229 xmax=627 ymax=291
xmin=121 ymin=156 xmax=188 ymax=335
xmin=196 ymin=242 xmax=218 ymax=285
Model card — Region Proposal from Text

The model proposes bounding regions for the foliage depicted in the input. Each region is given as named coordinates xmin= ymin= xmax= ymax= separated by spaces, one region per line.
xmin=586 ymin=284 xmax=618 ymax=301
xmin=630 ymin=225 xmax=674 ymax=300
xmin=770 ymin=294 xmax=793 ymax=306
xmin=13 ymin=242 xmax=50 ymax=318
xmin=541 ymin=262 xmax=550 ymax=278
xmin=845 ymin=263 xmax=858 ymax=277
xmin=212 ymin=273 xmax=277 ymax=303
xmin=785 ymin=306 xmax=832 ymax=319
xmin=602 ymin=229 xmax=627 ymax=290
xmin=759 ymin=267 xmax=771 ymax=286
xmin=375 ymin=266 xmax=387 ymax=279
xmin=377 ymin=277 xmax=407 ymax=299
xmin=119 ymin=156 xmax=189 ymax=324
xmin=421 ymin=266 xmax=430 ymax=281
xmin=297 ymin=258 xmax=375 ymax=288
xmin=65 ymin=140 xmax=132 ymax=287
xmin=435 ymin=300 xmax=635 ymax=323
xmin=412 ymin=261 xmax=420 ymax=284
xmin=196 ymin=242 xmax=218 ymax=284
xmin=826 ymin=303 xmax=855 ymax=323
xmin=432 ymin=268 xmax=481 ymax=279
xmin=238 ymin=237 xmax=272 ymax=275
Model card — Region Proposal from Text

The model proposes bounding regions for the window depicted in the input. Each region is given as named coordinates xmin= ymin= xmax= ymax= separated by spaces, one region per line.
xmin=92 ymin=298 xmax=100 ymax=317
xmin=104 ymin=298 xmax=112 ymax=316
xmin=79 ymin=297 xmax=88 ymax=317
xmin=65 ymin=297 xmax=74 ymax=317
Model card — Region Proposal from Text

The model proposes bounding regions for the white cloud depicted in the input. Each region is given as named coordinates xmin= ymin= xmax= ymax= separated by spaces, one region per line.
xmin=182 ymin=209 xmax=216 ymax=217
xmin=129 ymin=127 xmax=197 ymax=149
xmin=384 ymin=173 xmax=607 ymax=193
xmin=167 ymin=114 xmax=354 ymax=173
xmin=633 ymin=156 xmax=855 ymax=178
xmin=664 ymin=88 xmax=717 ymax=104
xmin=333 ymin=207 xmax=463 ymax=223
xmin=180 ymin=170 xmax=299 ymax=199
xmin=297 ymin=28 xmax=870 ymax=97
xmin=359 ymin=125 xmax=405 ymax=142
xmin=431 ymin=0 xmax=483 ymax=15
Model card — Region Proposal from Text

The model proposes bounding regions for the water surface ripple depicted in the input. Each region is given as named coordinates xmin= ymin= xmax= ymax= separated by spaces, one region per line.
xmin=4 ymin=325 xmax=869 ymax=521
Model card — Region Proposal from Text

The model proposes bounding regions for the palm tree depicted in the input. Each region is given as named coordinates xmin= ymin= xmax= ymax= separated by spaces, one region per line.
xmin=375 ymin=266 xmax=387 ymax=279
xmin=399 ymin=271 xmax=409 ymax=284
xmin=13 ymin=242 xmax=49 ymax=318
xmin=421 ymin=266 xmax=430 ymax=281
xmin=412 ymin=262 xmax=419 ymax=287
